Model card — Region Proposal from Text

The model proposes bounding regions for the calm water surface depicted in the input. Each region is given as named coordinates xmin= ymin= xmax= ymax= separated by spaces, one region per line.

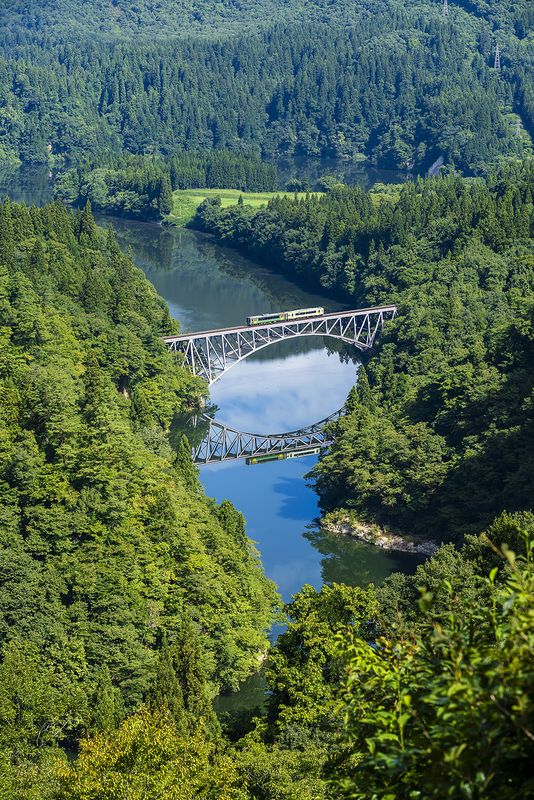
xmin=1 ymin=166 xmax=422 ymax=604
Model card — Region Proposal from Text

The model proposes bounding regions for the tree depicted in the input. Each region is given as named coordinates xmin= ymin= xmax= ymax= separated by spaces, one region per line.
xmin=146 ymin=639 xmax=185 ymax=728
xmin=330 ymin=552 xmax=534 ymax=799
xmin=175 ymin=434 xmax=199 ymax=490
xmin=55 ymin=707 xmax=246 ymax=800
xmin=90 ymin=665 xmax=122 ymax=735
xmin=78 ymin=201 xmax=98 ymax=246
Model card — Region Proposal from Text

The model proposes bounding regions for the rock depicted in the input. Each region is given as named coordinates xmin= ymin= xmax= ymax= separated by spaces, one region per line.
xmin=321 ymin=515 xmax=438 ymax=555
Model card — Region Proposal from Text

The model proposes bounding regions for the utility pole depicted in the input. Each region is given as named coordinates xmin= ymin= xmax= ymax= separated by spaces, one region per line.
xmin=494 ymin=42 xmax=501 ymax=71
xmin=443 ymin=0 xmax=449 ymax=18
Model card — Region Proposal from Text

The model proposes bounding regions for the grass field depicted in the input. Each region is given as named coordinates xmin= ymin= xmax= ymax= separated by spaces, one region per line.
xmin=166 ymin=187 xmax=317 ymax=226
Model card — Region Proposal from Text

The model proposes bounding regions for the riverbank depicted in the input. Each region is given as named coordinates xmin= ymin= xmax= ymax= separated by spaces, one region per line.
xmin=321 ymin=511 xmax=439 ymax=556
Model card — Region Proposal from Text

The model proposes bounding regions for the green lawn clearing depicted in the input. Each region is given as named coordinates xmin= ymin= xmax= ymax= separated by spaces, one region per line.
xmin=166 ymin=187 xmax=318 ymax=226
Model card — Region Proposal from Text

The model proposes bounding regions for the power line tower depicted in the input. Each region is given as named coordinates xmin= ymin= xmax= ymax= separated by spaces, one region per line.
xmin=494 ymin=42 xmax=501 ymax=71
xmin=516 ymin=118 xmax=521 ymax=137
xmin=443 ymin=0 xmax=449 ymax=18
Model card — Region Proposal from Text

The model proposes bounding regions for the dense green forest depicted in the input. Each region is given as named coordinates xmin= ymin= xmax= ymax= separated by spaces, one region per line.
xmin=0 ymin=0 xmax=532 ymax=171
xmin=53 ymin=152 xmax=279 ymax=219
xmin=194 ymin=161 xmax=534 ymax=539
xmin=2 ymin=414 xmax=533 ymax=798
xmin=0 ymin=0 xmax=533 ymax=795
xmin=0 ymin=198 xmax=278 ymax=794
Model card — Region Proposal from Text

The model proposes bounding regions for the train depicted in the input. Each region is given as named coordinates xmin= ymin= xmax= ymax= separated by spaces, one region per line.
xmin=246 ymin=307 xmax=324 ymax=326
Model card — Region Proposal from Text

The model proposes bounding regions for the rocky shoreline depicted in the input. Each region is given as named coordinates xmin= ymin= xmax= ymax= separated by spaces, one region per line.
xmin=321 ymin=514 xmax=438 ymax=556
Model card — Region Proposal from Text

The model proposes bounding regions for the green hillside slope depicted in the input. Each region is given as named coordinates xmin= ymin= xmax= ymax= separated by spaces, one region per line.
xmin=0 ymin=1 xmax=531 ymax=172
xmin=0 ymin=198 xmax=277 ymax=719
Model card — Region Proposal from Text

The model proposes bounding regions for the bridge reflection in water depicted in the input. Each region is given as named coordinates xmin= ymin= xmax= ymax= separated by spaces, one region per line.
xmin=192 ymin=409 xmax=343 ymax=466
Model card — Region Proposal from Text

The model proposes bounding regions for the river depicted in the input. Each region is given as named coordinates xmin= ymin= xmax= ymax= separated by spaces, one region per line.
xmin=1 ymin=164 xmax=422 ymax=669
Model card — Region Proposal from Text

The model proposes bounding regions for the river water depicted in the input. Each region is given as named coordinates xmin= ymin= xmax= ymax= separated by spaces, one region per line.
xmin=1 ymin=165 xmax=421 ymax=598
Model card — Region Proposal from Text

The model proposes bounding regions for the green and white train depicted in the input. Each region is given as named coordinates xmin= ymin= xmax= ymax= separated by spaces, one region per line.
xmin=246 ymin=307 xmax=324 ymax=326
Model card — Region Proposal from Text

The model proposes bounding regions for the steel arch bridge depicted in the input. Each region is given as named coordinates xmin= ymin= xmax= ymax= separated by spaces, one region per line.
xmin=192 ymin=409 xmax=343 ymax=465
xmin=164 ymin=305 xmax=397 ymax=385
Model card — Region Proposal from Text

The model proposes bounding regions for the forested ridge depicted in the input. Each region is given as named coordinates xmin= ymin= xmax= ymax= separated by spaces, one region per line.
xmin=194 ymin=161 xmax=534 ymax=539
xmin=0 ymin=188 xmax=532 ymax=800
xmin=0 ymin=0 xmax=533 ymax=795
xmin=0 ymin=0 xmax=532 ymax=172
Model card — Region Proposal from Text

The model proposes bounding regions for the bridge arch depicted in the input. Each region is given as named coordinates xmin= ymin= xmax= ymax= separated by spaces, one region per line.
xmin=164 ymin=305 xmax=397 ymax=386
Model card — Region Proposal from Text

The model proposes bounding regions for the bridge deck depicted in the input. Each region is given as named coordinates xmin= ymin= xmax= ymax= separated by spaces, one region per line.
xmin=162 ymin=304 xmax=398 ymax=343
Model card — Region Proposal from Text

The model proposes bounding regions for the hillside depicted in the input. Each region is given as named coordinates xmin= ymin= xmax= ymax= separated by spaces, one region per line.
xmin=0 ymin=0 xmax=531 ymax=172
xmin=0 ymin=0 xmax=390 ymax=42
xmin=193 ymin=162 xmax=534 ymax=540
xmin=0 ymin=198 xmax=277 ymax=719
xmin=1 ymin=0 xmax=531 ymax=44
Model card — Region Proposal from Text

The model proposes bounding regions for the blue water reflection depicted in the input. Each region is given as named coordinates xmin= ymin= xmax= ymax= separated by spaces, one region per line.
xmin=90 ymin=220 xmax=423 ymax=601
xmin=210 ymin=345 xmax=357 ymax=432
xmin=201 ymin=455 xmax=323 ymax=599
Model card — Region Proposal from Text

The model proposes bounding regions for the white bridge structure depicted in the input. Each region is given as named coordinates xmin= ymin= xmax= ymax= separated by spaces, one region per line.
xmin=192 ymin=409 xmax=343 ymax=465
xmin=164 ymin=305 xmax=397 ymax=385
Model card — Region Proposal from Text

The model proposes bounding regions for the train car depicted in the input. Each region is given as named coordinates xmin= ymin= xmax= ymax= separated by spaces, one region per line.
xmin=246 ymin=307 xmax=324 ymax=326
xmin=285 ymin=307 xmax=324 ymax=320
xmin=246 ymin=312 xmax=286 ymax=326
xmin=285 ymin=447 xmax=321 ymax=459
xmin=246 ymin=453 xmax=285 ymax=465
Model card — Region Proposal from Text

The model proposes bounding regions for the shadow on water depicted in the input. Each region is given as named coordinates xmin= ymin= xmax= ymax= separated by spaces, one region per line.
xmin=271 ymin=474 xmax=320 ymax=522
xmin=214 ymin=671 xmax=268 ymax=740
xmin=0 ymin=164 xmax=55 ymax=206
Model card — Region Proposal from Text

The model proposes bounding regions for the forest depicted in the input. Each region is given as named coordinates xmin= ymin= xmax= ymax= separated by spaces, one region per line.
xmin=0 ymin=198 xmax=278 ymax=794
xmin=53 ymin=152 xmax=279 ymax=219
xmin=0 ymin=205 xmax=532 ymax=793
xmin=0 ymin=0 xmax=533 ymax=796
xmin=0 ymin=178 xmax=531 ymax=800
xmin=194 ymin=161 xmax=534 ymax=540
xmin=0 ymin=0 xmax=532 ymax=172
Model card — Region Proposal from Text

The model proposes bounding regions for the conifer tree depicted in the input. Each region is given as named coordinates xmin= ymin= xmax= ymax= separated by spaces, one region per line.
xmin=147 ymin=638 xmax=185 ymax=729
xmin=78 ymin=201 xmax=98 ymax=246
xmin=26 ymin=238 xmax=47 ymax=281
xmin=91 ymin=665 xmax=120 ymax=735
xmin=356 ymin=367 xmax=374 ymax=409
xmin=0 ymin=201 xmax=15 ymax=267
xmin=175 ymin=435 xmax=199 ymax=490
xmin=173 ymin=613 xmax=219 ymax=733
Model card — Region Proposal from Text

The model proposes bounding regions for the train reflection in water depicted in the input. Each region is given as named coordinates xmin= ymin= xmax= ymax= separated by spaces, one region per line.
xmin=190 ymin=410 xmax=343 ymax=466
xmin=246 ymin=446 xmax=322 ymax=466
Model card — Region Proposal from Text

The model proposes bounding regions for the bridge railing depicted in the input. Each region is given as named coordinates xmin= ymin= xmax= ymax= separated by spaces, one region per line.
xmin=192 ymin=408 xmax=343 ymax=465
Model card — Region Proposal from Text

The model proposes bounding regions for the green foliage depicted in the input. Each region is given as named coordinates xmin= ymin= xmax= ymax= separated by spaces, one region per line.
xmin=54 ymin=707 xmax=246 ymax=800
xmin=241 ymin=516 xmax=534 ymax=800
xmin=330 ymin=548 xmax=534 ymax=799
xmin=266 ymin=584 xmax=378 ymax=740
xmin=0 ymin=2 xmax=531 ymax=169
xmin=196 ymin=162 xmax=534 ymax=538
xmin=54 ymin=153 xmax=280 ymax=221
xmin=0 ymin=198 xmax=278 ymax=785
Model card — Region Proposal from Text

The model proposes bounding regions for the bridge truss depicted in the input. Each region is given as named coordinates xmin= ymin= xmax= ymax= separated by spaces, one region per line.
xmin=164 ymin=305 xmax=397 ymax=385
xmin=192 ymin=409 xmax=343 ymax=465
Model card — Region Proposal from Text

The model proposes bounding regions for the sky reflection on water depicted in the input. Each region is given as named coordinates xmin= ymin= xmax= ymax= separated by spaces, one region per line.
xmin=210 ymin=346 xmax=358 ymax=432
